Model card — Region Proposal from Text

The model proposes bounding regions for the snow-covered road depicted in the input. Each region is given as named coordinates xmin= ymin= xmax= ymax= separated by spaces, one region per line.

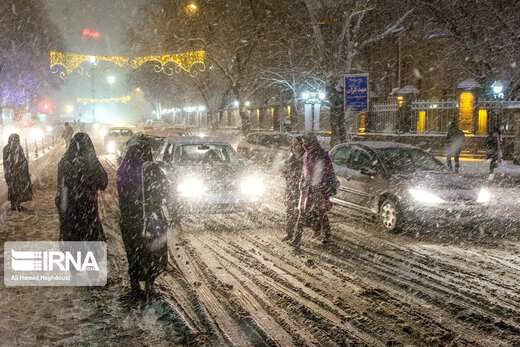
xmin=0 ymin=150 xmax=519 ymax=346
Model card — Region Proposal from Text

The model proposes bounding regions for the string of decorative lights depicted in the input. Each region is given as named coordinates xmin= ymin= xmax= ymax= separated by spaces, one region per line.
xmin=50 ymin=50 xmax=206 ymax=78
xmin=76 ymin=95 xmax=132 ymax=104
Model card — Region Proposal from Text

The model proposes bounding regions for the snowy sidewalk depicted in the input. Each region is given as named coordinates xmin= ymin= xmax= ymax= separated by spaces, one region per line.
xmin=436 ymin=157 xmax=520 ymax=185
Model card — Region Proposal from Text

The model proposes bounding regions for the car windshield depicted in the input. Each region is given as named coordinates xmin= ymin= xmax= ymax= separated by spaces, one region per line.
xmin=175 ymin=144 xmax=241 ymax=166
xmin=376 ymin=148 xmax=445 ymax=174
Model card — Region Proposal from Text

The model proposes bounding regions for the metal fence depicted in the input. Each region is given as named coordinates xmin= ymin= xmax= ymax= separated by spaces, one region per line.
xmin=410 ymin=100 xmax=459 ymax=134
xmin=367 ymin=99 xmax=520 ymax=135
xmin=368 ymin=103 xmax=398 ymax=133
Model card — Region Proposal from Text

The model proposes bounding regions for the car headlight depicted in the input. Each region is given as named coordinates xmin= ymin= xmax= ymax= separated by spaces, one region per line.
xmin=477 ymin=188 xmax=491 ymax=203
xmin=177 ymin=178 xmax=206 ymax=198
xmin=240 ymin=177 xmax=265 ymax=197
xmin=29 ymin=128 xmax=44 ymax=141
xmin=409 ymin=188 xmax=445 ymax=204
xmin=106 ymin=141 xmax=117 ymax=153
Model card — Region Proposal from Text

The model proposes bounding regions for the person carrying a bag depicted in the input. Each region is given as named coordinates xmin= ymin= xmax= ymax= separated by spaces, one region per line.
xmin=281 ymin=136 xmax=304 ymax=241
xmin=291 ymin=133 xmax=338 ymax=249
xmin=117 ymin=138 xmax=168 ymax=294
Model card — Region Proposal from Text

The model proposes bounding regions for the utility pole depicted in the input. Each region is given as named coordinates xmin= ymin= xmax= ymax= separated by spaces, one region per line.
xmin=91 ymin=66 xmax=95 ymax=122
xmin=397 ymin=32 xmax=402 ymax=90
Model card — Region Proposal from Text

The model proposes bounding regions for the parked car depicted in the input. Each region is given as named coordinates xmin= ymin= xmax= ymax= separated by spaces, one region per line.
xmin=329 ymin=141 xmax=491 ymax=232
xmin=155 ymin=136 xmax=265 ymax=218
xmin=237 ymin=132 xmax=294 ymax=164
xmin=104 ymin=127 xmax=134 ymax=154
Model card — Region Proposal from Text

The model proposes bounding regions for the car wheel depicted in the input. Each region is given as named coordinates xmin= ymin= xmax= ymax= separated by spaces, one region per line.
xmin=379 ymin=198 xmax=402 ymax=232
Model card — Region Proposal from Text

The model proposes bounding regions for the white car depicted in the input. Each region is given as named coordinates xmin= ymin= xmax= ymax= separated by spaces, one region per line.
xmin=103 ymin=127 xmax=134 ymax=154
xmin=155 ymin=136 xmax=265 ymax=218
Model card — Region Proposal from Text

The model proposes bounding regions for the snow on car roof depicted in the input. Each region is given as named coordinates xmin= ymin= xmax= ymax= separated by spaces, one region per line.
xmin=167 ymin=136 xmax=230 ymax=145
xmin=248 ymin=131 xmax=293 ymax=136
xmin=348 ymin=141 xmax=419 ymax=149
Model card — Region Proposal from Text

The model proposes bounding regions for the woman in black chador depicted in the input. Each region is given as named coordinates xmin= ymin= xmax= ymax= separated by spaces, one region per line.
xmin=117 ymin=138 xmax=168 ymax=293
xmin=56 ymin=132 xmax=108 ymax=242
xmin=3 ymin=134 xmax=32 ymax=211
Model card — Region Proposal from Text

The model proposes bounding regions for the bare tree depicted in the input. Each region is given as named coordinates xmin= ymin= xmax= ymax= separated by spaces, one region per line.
xmin=415 ymin=0 xmax=520 ymax=97
xmin=0 ymin=0 xmax=62 ymax=111
xmin=302 ymin=0 xmax=412 ymax=144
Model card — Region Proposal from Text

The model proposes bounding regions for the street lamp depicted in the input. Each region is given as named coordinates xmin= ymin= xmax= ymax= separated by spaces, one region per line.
xmin=65 ymin=105 xmax=74 ymax=114
xmin=491 ymin=80 xmax=505 ymax=130
xmin=491 ymin=80 xmax=504 ymax=98
xmin=106 ymin=75 xmax=116 ymax=84
xmin=302 ymin=91 xmax=326 ymax=132
xmin=186 ymin=2 xmax=198 ymax=14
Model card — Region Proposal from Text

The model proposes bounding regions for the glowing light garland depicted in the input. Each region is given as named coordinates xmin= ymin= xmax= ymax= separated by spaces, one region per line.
xmin=77 ymin=95 xmax=132 ymax=104
xmin=50 ymin=50 xmax=205 ymax=78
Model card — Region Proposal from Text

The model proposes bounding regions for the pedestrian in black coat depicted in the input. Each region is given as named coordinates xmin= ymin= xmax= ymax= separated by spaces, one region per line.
xmin=56 ymin=132 xmax=108 ymax=242
xmin=486 ymin=128 xmax=503 ymax=178
xmin=446 ymin=122 xmax=465 ymax=173
xmin=3 ymin=134 xmax=32 ymax=211
xmin=282 ymin=136 xmax=304 ymax=240
xmin=117 ymin=139 xmax=168 ymax=293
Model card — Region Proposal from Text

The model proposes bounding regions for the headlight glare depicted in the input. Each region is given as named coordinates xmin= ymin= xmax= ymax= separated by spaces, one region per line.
xmin=106 ymin=141 xmax=117 ymax=153
xmin=240 ymin=177 xmax=265 ymax=197
xmin=477 ymin=188 xmax=491 ymax=203
xmin=30 ymin=128 xmax=44 ymax=141
xmin=409 ymin=188 xmax=445 ymax=204
xmin=177 ymin=178 xmax=206 ymax=198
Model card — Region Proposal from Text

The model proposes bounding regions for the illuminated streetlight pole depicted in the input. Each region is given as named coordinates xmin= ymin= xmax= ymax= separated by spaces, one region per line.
xmin=302 ymin=91 xmax=326 ymax=132
xmin=491 ymin=80 xmax=504 ymax=130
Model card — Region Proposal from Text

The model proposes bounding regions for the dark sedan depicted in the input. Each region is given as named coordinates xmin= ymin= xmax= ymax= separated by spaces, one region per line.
xmin=329 ymin=142 xmax=491 ymax=232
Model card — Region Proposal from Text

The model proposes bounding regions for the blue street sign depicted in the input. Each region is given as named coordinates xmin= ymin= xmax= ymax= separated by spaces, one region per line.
xmin=344 ymin=74 xmax=369 ymax=112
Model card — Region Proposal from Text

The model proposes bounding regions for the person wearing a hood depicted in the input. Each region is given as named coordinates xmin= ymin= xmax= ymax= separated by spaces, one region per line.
xmin=486 ymin=128 xmax=503 ymax=180
xmin=3 ymin=134 xmax=32 ymax=211
xmin=281 ymin=136 xmax=304 ymax=241
xmin=291 ymin=133 xmax=337 ymax=248
xmin=446 ymin=122 xmax=465 ymax=174
xmin=117 ymin=137 xmax=168 ymax=293
xmin=56 ymin=132 xmax=108 ymax=242
xmin=62 ymin=122 xmax=74 ymax=147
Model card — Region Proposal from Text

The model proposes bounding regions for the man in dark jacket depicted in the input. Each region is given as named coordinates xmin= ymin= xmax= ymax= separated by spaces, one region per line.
xmin=486 ymin=128 xmax=503 ymax=179
xmin=56 ymin=133 xmax=108 ymax=242
xmin=62 ymin=122 xmax=74 ymax=147
xmin=281 ymin=136 xmax=304 ymax=241
xmin=3 ymin=134 xmax=32 ymax=211
xmin=291 ymin=133 xmax=337 ymax=248
xmin=446 ymin=122 xmax=465 ymax=173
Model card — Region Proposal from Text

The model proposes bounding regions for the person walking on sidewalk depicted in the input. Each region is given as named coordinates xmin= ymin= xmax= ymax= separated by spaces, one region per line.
xmin=3 ymin=134 xmax=32 ymax=211
xmin=56 ymin=132 xmax=108 ymax=242
xmin=291 ymin=133 xmax=338 ymax=249
xmin=62 ymin=122 xmax=74 ymax=148
xmin=281 ymin=136 xmax=304 ymax=241
xmin=486 ymin=128 xmax=503 ymax=180
xmin=446 ymin=122 xmax=465 ymax=174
